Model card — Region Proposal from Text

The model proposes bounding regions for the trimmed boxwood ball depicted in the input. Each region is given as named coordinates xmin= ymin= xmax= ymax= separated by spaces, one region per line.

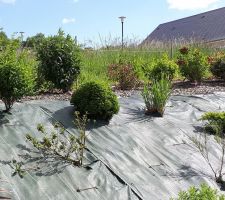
xmin=70 ymin=82 xmax=119 ymax=121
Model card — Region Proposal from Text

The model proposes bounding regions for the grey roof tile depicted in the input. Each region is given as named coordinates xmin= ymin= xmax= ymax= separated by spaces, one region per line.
xmin=142 ymin=7 xmax=225 ymax=44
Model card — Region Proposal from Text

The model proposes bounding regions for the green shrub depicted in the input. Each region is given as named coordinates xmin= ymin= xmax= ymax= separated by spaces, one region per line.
xmin=37 ymin=29 xmax=81 ymax=92
xmin=171 ymin=183 xmax=225 ymax=200
xmin=211 ymin=59 xmax=225 ymax=80
xmin=141 ymin=75 xmax=171 ymax=117
xmin=70 ymin=81 xmax=119 ymax=121
xmin=210 ymin=57 xmax=225 ymax=80
xmin=144 ymin=55 xmax=178 ymax=81
xmin=177 ymin=47 xmax=209 ymax=83
xmin=0 ymin=39 xmax=37 ymax=111
xmin=107 ymin=60 xmax=139 ymax=90
xmin=200 ymin=112 xmax=225 ymax=135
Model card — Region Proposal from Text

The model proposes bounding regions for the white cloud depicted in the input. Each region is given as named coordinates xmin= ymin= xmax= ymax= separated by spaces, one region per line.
xmin=167 ymin=0 xmax=219 ymax=10
xmin=0 ymin=0 xmax=16 ymax=4
xmin=62 ymin=18 xmax=76 ymax=24
xmin=73 ymin=0 xmax=79 ymax=3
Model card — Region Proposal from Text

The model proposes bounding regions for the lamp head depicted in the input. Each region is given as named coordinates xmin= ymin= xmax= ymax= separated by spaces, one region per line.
xmin=119 ymin=16 xmax=126 ymax=22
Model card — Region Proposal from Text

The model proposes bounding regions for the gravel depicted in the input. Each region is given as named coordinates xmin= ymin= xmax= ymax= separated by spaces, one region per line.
xmin=172 ymin=80 xmax=225 ymax=95
xmin=1 ymin=80 xmax=225 ymax=103
xmin=20 ymin=91 xmax=72 ymax=101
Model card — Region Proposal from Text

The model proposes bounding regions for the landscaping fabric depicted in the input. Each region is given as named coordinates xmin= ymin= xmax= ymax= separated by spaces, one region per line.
xmin=0 ymin=92 xmax=225 ymax=200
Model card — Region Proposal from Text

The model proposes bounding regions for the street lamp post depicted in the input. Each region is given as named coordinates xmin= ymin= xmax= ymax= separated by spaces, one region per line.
xmin=19 ymin=31 xmax=25 ymax=42
xmin=119 ymin=16 xmax=126 ymax=49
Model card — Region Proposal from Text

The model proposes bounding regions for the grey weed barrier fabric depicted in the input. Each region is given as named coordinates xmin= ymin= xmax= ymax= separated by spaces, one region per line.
xmin=0 ymin=92 xmax=225 ymax=200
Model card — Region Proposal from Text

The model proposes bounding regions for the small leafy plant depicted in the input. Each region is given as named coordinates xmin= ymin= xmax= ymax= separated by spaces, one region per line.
xmin=71 ymin=81 xmax=119 ymax=121
xmin=177 ymin=47 xmax=209 ymax=83
xmin=11 ymin=160 xmax=26 ymax=178
xmin=200 ymin=112 xmax=225 ymax=135
xmin=107 ymin=59 xmax=139 ymax=90
xmin=171 ymin=183 xmax=225 ymax=200
xmin=141 ymin=75 xmax=171 ymax=117
xmin=25 ymin=112 xmax=88 ymax=167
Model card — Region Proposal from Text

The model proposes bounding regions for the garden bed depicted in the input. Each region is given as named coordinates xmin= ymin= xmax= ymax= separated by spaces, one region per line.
xmin=0 ymin=92 xmax=225 ymax=199
xmin=15 ymin=80 xmax=225 ymax=101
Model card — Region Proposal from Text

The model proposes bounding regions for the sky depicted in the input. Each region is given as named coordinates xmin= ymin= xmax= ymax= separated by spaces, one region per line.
xmin=0 ymin=0 xmax=225 ymax=46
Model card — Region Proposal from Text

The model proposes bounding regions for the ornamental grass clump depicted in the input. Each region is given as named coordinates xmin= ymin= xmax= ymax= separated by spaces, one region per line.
xmin=142 ymin=75 xmax=171 ymax=117
xmin=71 ymin=81 xmax=119 ymax=121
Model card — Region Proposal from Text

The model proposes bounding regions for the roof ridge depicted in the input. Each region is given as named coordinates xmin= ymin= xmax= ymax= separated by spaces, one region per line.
xmin=159 ymin=7 xmax=225 ymax=26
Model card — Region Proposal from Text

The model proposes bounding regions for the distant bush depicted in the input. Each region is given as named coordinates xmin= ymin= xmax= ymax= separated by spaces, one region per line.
xmin=0 ymin=39 xmax=37 ymax=111
xmin=177 ymin=47 xmax=209 ymax=83
xmin=209 ymin=52 xmax=225 ymax=80
xmin=108 ymin=60 xmax=139 ymax=90
xmin=171 ymin=183 xmax=225 ymax=200
xmin=71 ymin=81 xmax=119 ymax=121
xmin=200 ymin=112 xmax=225 ymax=135
xmin=37 ymin=29 xmax=81 ymax=92
xmin=141 ymin=75 xmax=171 ymax=117
xmin=144 ymin=55 xmax=178 ymax=81
xmin=24 ymin=33 xmax=45 ymax=49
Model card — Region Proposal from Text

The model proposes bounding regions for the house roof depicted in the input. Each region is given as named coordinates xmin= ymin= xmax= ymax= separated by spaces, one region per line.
xmin=142 ymin=7 xmax=225 ymax=44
